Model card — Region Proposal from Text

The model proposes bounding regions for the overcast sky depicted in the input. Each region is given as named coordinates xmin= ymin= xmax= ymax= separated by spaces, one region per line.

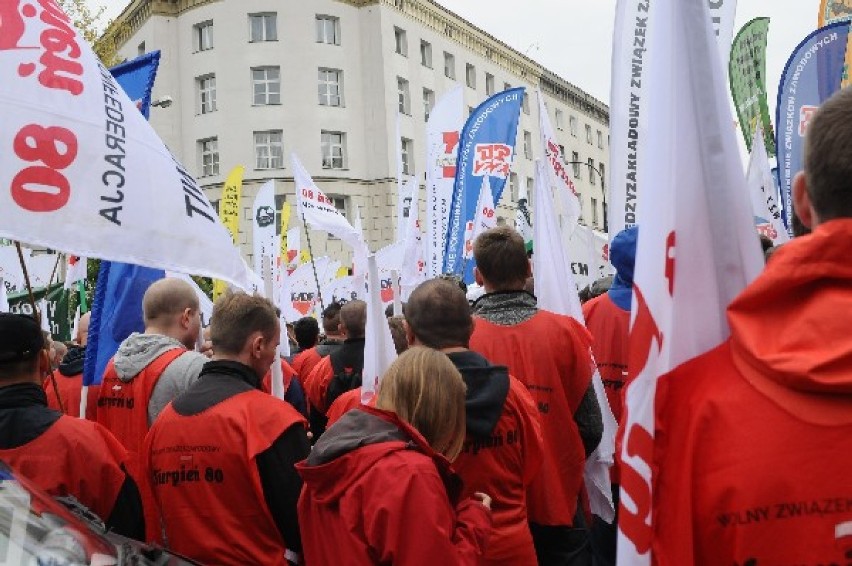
xmin=93 ymin=0 xmax=816 ymax=111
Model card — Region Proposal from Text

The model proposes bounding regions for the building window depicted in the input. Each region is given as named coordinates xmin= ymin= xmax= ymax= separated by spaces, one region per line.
xmin=252 ymin=67 xmax=280 ymax=105
xmin=586 ymin=124 xmax=593 ymax=144
xmin=196 ymin=74 xmax=216 ymax=114
xmin=509 ymin=173 xmax=518 ymax=201
xmin=588 ymin=158 xmax=596 ymax=185
xmin=249 ymin=13 xmax=277 ymax=42
xmin=591 ymin=197 xmax=599 ymax=226
xmin=254 ymin=130 xmax=284 ymax=169
xmin=572 ymin=151 xmax=580 ymax=178
xmin=504 ymin=81 xmax=511 ymax=92
xmin=466 ymin=63 xmax=476 ymax=89
xmin=555 ymin=109 xmax=564 ymax=131
xmin=198 ymin=138 xmax=219 ymax=177
xmin=420 ymin=40 xmax=432 ymax=68
xmin=522 ymin=93 xmax=530 ymax=115
xmin=316 ymin=15 xmax=340 ymax=45
xmin=194 ymin=21 xmax=213 ymax=51
xmin=394 ymin=27 xmax=407 ymax=56
xmin=558 ymin=144 xmax=565 ymax=159
xmin=485 ymin=73 xmax=495 ymax=96
xmin=526 ymin=177 xmax=534 ymax=199
xmin=321 ymin=131 xmax=347 ymax=169
xmin=318 ymin=68 xmax=343 ymax=107
xmin=137 ymin=41 xmax=145 ymax=56
xmin=597 ymin=130 xmax=604 ymax=148
xmin=599 ymin=162 xmax=606 ymax=188
xmin=397 ymin=77 xmax=411 ymax=115
xmin=423 ymin=88 xmax=435 ymax=121
xmin=401 ymin=138 xmax=414 ymax=175
xmin=523 ymin=130 xmax=532 ymax=160
xmin=444 ymin=52 xmax=455 ymax=79
xmin=570 ymin=115 xmax=578 ymax=137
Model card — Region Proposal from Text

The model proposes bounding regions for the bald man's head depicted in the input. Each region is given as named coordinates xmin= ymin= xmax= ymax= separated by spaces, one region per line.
xmin=405 ymin=278 xmax=473 ymax=349
xmin=76 ymin=312 xmax=91 ymax=346
xmin=142 ymin=278 xmax=201 ymax=348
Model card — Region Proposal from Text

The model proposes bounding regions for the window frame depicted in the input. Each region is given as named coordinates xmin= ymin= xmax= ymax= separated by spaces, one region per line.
xmin=523 ymin=130 xmax=532 ymax=160
xmin=197 ymin=74 xmax=217 ymax=114
xmin=194 ymin=20 xmax=213 ymax=52
xmin=588 ymin=158 xmax=596 ymax=185
xmin=397 ymin=77 xmax=411 ymax=115
xmin=254 ymin=130 xmax=284 ymax=170
xmin=420 ymin=40 xmax=432 ymax=68
xmin=248 ymin=12 xmax=277 ymax=42
xmin=198 ymin=137 xmax=219 ymax=177
xmin=316 ymin=15 xmax=341 ymax=45
xmin=485 ymin=73 xmax=495 ymax=96
xmin=318 ymin=68 xmax=344 ymax=107
xmin=572 ymin=151 xmax=581 ymax=178
xmin=423 ymin=88 xmax=435 ymax=122
xmin=444 ymin=52 xmax=456 ymax=80
xmin=321 ymin=130 xmax=347 ymax=170
xmin=251 ymin=66 xmax=281 ymax=106
xmin=401 ymin=137 xmax=414 ymax=175
xmin=394 ymin=27 xmax=408 ymax=57
xmin=465 ymin=63 xmax=476 ymax=89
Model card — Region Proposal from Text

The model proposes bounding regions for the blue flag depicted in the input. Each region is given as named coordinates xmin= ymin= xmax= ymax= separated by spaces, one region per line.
xmin=83 ymin=52 xmax=165 ymax=387
xmin=775 ymin=23 xmax=849 ymax=229
xmin=443 ymin=88 xmax=525 ymax=283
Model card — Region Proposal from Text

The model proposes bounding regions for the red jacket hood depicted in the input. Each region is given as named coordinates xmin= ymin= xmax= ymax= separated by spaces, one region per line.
xmin=296 ymin=406 xmax=459 ymax=504
xmin=727 ymin=220 xmax=852 ymax=396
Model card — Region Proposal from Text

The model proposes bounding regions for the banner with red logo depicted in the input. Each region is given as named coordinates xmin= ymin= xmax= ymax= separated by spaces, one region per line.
xmin=425 ymin=85 xmax=464 ymax=277
xmin=0 ymin=0 xmax=250 ymax=289
xmin=567 ymin=225 xmax=613 ymax=292
xmin=746 ymin=127 xmax=790 ymax=246
xmin=361 ymin=254 xmax=398 ymax=405
xmin=616 ymin=0 xmax=763 ymax=562
xmin=444 ymin=87 xmax=524 ymax=282
xmin=463 ymin=175 xmax=497 ymax=265
xmin=775 ymin=22 xmax=850 ymax=229
xmin=537 ymin=91 xmax=581 ymax=230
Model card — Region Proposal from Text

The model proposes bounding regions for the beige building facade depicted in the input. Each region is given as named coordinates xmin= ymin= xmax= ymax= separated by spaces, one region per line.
xmin=110 ymin=0 xmax=610 ymax=265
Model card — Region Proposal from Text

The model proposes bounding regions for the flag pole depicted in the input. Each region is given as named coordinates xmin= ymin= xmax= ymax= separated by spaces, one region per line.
xmin=300 ymin=213 xmax=326 ymax=313
xmin=15 ymin=242 xmax=64 ymax=414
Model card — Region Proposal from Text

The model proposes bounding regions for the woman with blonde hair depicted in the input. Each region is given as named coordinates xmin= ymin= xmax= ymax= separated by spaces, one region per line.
xmin=297 ymin=347 xmax=492 ymax=565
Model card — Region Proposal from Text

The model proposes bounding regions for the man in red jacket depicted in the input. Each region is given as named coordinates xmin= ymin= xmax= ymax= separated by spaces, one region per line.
xmin=145 ymin=292 xmax=309 ymax=565
xmin=0 ymin=313 xmax=144 ymax=539
xmin=652 ymin=87 xmax=852 ymax=564
xmin=406 ymin=278 xmax=544 ymax=565
xmin=469 ymin=226 xmax=602 ymax=566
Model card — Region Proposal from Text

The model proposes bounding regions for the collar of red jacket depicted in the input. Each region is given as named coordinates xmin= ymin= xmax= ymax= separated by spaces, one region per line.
xmin=727 ymin=219 xmax=852 ymax=424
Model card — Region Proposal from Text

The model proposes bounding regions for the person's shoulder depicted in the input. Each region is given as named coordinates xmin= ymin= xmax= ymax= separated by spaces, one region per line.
xmin=54 ymin=416 xmax=127 ymax=457
xmin=657 ymin=341 xmax=741 ymax=408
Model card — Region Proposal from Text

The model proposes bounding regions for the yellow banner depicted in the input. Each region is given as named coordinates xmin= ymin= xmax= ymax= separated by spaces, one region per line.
xmin=820 ymin=0 xmax=852 ymax=87
xmin=213 ymin=166 xmax=245 ymax=300
xmin=279 ymin=201 xmax=291 ymax=262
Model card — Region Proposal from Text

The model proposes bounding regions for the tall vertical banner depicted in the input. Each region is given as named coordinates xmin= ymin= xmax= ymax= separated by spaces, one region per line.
xmin=213 ymin=166 xmax=245 ymax=298
xmin=252 ymin=180 xmax=278 ymax=279
xmin=425 ymin=85 xmax=464 ymax=277
xmin=775 ymin=22 xmax=850 ymax=229
xmin=0 ymin=11 xmax=248 ymax=287
xmin=396 ymin=175 xmax=418 ymax=244
xmin=361 ymin=254 xmax=397 ymax=405
xmin=616 ymin=0 xmax=763 ymax=561
xmin=444 ymin=87 xmax=525 ymax=282
xmin=609 ymin=0 xmax=739 ymax=240
xmin=729 ymin=18 xmax=775 ymax=156
xmin=746 ymin=127 xmax=789 ymax=246
xmin=819 ymin=0 xmax=852 ymax=87
xmin=515 ymin=175 xmax=533 ymax=247
xmin=537 ymin=91 xmax=581 ymax=229
xmin=464 ymin=176 xmax=497 ymax=263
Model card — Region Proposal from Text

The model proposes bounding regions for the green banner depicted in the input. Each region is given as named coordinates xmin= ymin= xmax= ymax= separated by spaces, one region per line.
xmin=8 ymin=284 xmax=71 ymax=342
xmin=729 ymin=17 xmax=775 ymax=157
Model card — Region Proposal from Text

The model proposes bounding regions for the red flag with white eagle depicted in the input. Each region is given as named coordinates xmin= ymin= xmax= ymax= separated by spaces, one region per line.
xmin=615 ymin=0 xmax=762 ymax=563
xmin=64 ymin=255 xmax=87 ymax=290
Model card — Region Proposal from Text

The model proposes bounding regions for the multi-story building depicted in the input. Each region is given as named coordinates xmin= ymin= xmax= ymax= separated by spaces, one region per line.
xmin=110 ymin=0 xmax=610 ymax=265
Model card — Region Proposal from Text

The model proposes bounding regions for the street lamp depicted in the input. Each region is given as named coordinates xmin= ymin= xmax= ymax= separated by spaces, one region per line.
xmin=563 ymin=160 xmax=608 ymax=233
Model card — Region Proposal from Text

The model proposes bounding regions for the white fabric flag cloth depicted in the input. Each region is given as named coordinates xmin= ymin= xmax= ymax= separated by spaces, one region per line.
xmin=352 ymin=207 xmax=367 ymax=300
xmin=616 ymin=0 xmax=763 ymax=562
xmin=293 ymin=153 xmax=365 ymax=253
xmin=322 ymin=276 xmax=357 ymax=305
xmin=537 ymin=91 xmax=581 ymax=231
xmin=746 ymin=127 xmax=790 ymax=246
xmin=709 ymin=0 xmax=738 ymax=72
xmin=361 ymin=254 xmax=398 ymax=405
xmin=396 ymin=175 xmax=418 ymax=244
xmin=425 ymin=85 xmax=464 ymax=277
xmin=285 ymin=226 xmax=301 ymax=272
xmin=568 ymin=225 xmax=614 ymax=292
xmin=0 ymin=281 xmax=9 ymax=313
xmin=252 ymin=180 xmax=278 ymax=279
xmin=0 ymin=7 xmax=249 ymax=289
xmin=280 ymin=261 xmax=321 ymax=322
xmin=466 ymin=175 xmax=497 ymax=260
xmin=64 ymin=255 xmax=87 ymax=290
xmin=38 ymin=298 xmax=50 ymax=334
xmin=400 ymin=189 xmax=426 ymax=301
xmin=533 ymin=160 xmax=618 ymax=523
xmin=515 ymin=177 xmax=533 ymax=244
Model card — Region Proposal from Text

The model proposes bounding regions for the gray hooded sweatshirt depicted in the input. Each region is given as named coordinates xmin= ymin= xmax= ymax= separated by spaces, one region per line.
xmin=112 ymin=333 xmax=208 ymax=426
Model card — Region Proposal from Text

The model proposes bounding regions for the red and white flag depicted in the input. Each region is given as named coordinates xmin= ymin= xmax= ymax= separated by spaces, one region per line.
xmin=361 ymin=254 xmax=397 ymax=405
xmin=64 ymin=255 xmax=87 ymax=290
xmin=464 ymin=176 xmax=497 ymax=261
xmin=616 ymin=0 xmax=763 ymax=562
xmin=746 ymin=126 xmax=790 ymax=246
xmin=537 ymin=91 xmax=581 ymax=231
xmin=425 ymin=86 xmax=464 ymax=277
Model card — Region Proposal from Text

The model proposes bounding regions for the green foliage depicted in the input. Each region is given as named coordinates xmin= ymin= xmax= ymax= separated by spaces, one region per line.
xmin=57 ymin=0 xmax=123 ymax=67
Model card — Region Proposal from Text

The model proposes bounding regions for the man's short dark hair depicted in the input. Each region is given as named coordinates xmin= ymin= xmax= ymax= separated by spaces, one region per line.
xmin=473 ymin=226 xmax=529 ymax=291
xmin=406 ymin=279 xmax=473 ymax=349
xmin=339 ymin=300 xmax=367 ymax=339
xmin=0 ymin=314 xmax=45 ymax=381
xmin=321 ymin=302 xmax=342 ymax=334
xmin=293 ymin=317 xmax=320 ymax=350
xmin=804 ymin=87 xmax=852 ymax=222
xmin=210 ymin=292 xmax=278 ymax=355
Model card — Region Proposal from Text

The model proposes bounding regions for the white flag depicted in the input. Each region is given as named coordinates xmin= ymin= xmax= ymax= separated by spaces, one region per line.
xmin=533 ymin=160 xmax=618 ymax=523
xmin=616 ymin=0 xmax=763 ymax=562
xmin=425 ymin=85 xmax=464 ymax=277
xmin=252 ymin=180 xmax=278 ymax=279
xmin=352 ymin=206 xmax=367 ymax=300
xmin=515 ymin=178 xmax=533 ymax=244
xmin=322 ymin=276 xmax=357 ymax=305
xmin=568 ymin=225 xmax=615 ymax=292
xmin=709 ymin=0 xmax=738 ymax=71
xmin=396 ymin=175 xmax=418 ymax=243
xmin=0 ymin=281 xmax=8 ymax=313
xmin=361 ymin=254 xmax=398 ymax=405
xmin=746 ymin=127 xmax=790 ymax=247
xmin=293 ymin=153 xmax=364 ymax=251
xmin=63 ymin=255 xmax=87 ymax=290
xmin=280 ymin=261 xmax=321 ymax=322
xmin=400 ymin=192 xmax=426 ymax=301
xmin=537 ymin=91 xmax=581 ymax=231
xmin=285 ymin=227 xmax=301 ymax=272
xmin=465 ymin=176 xmax=497 ymax=260
xmin=38 ymin=298 xmax=50 ymax=334
xmin=0 ymin=5 xmax=249 ymax=289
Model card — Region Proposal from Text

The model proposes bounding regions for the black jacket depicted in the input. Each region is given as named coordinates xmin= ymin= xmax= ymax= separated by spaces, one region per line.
xmin=446 ymin=351 xmax=510 ymax=438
